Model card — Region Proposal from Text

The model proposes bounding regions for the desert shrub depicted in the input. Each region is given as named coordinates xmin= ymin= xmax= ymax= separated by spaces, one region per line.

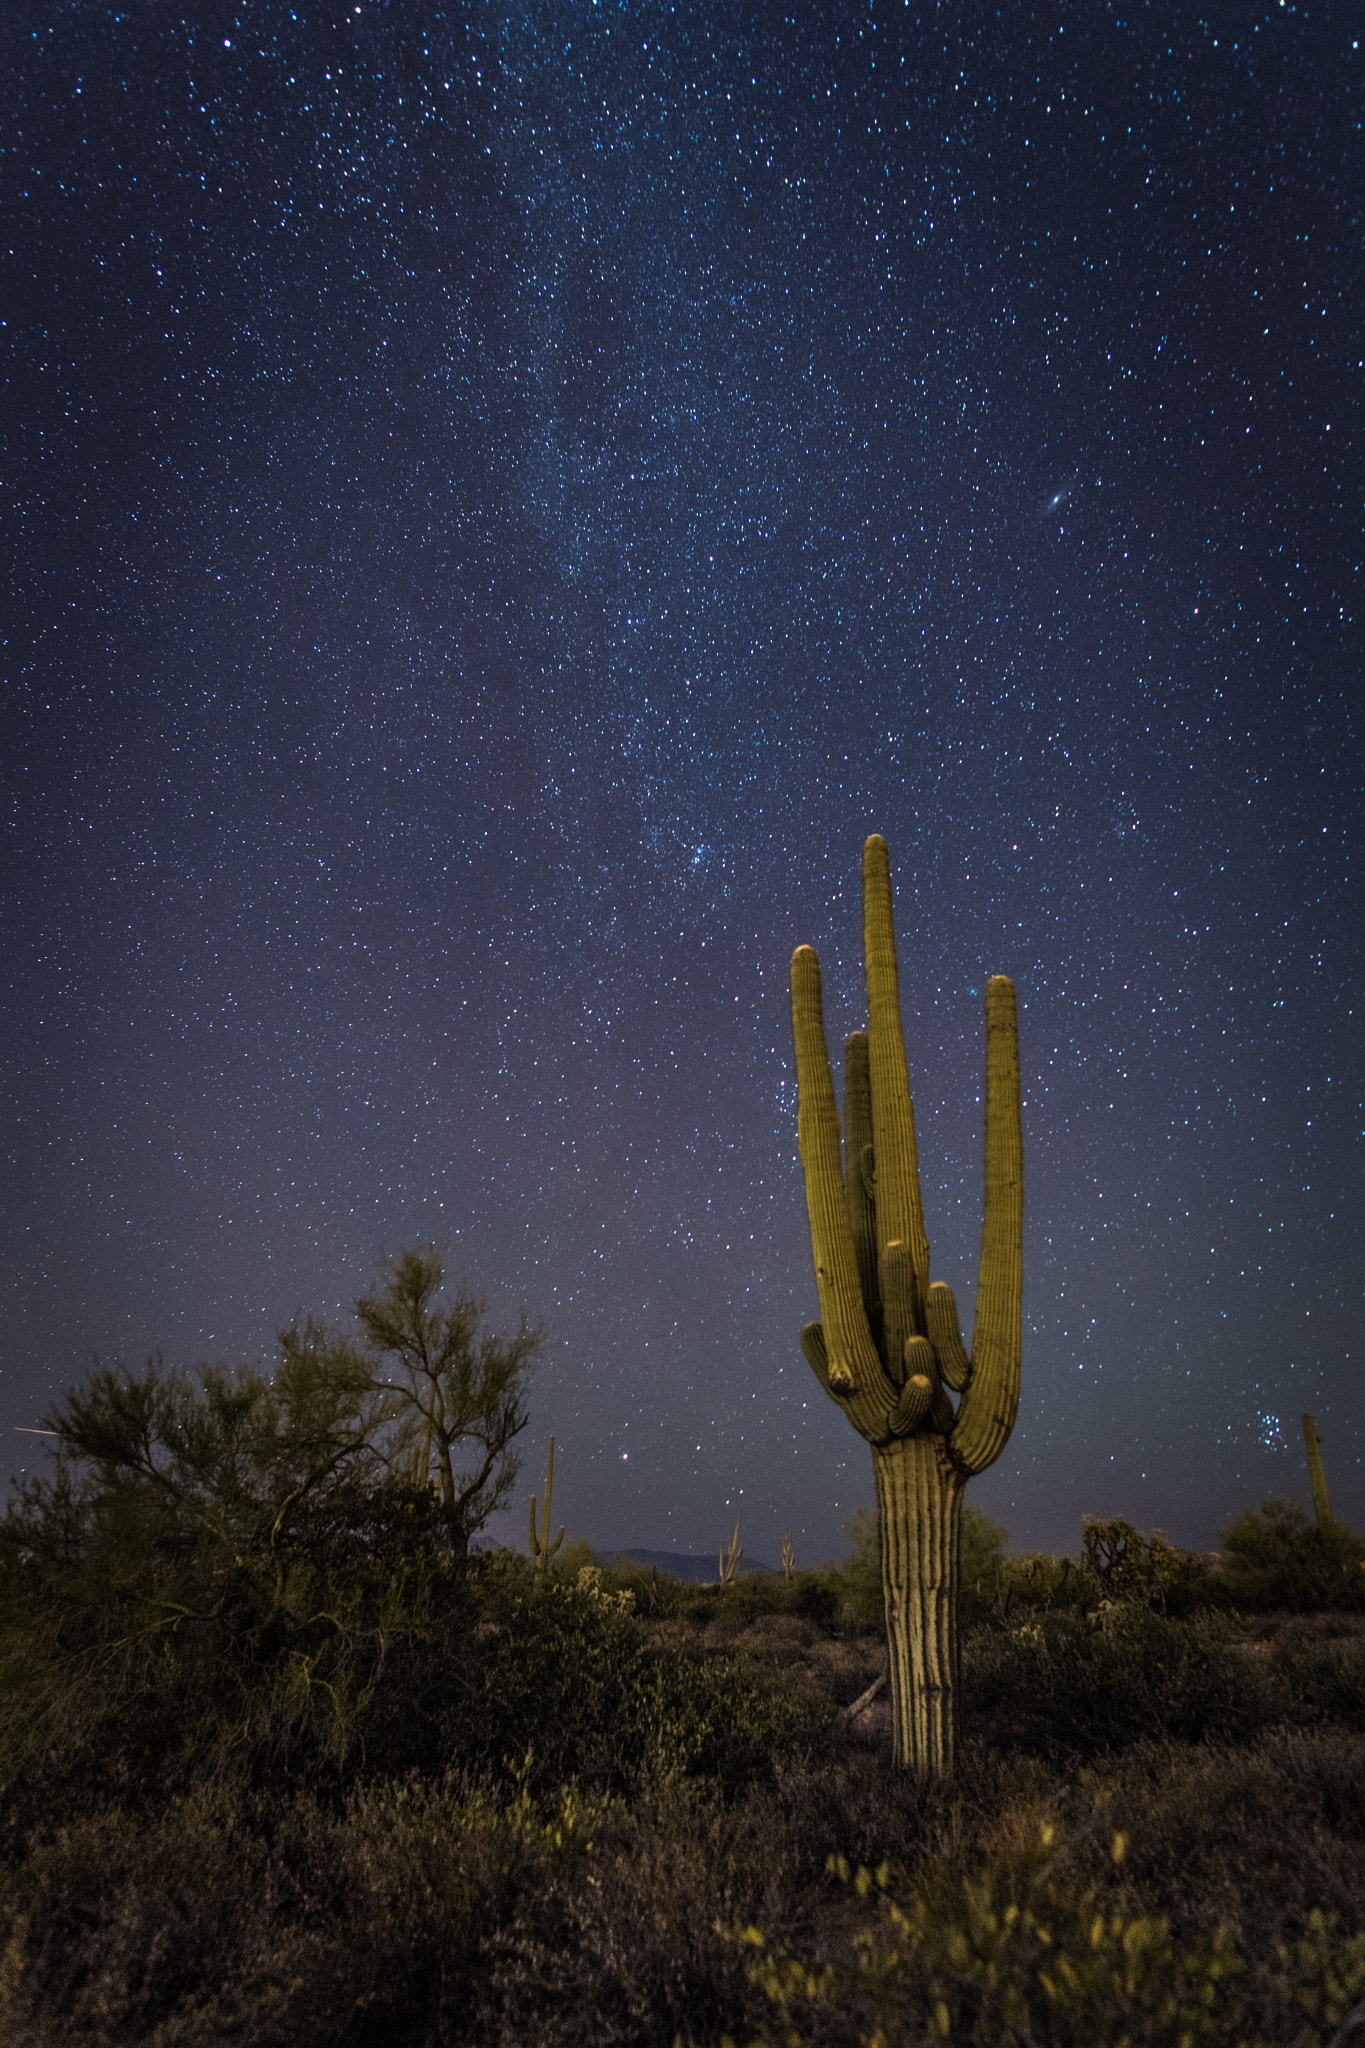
xmin=963 ymin=1605 xmax=1268 ymax=1756
xmin=982 ymin=1550 xmax=1090 ymax=1623
xmin=3 ymin=1722 xmax=1365 ymax=2045
xmin=576 ymin=1556 xmax=693 ymax=1619
xmin=1273 ymin=1636 xmax=1365 ymax=1732
xmin=0 ymin=1295 xmax=546 ymax=1831
xmin=541 ymin=1534 xmax=597 ymax=1580
xmin=1220 ymin=1500 xmax=1365 ymax=1613
xmin=0 ymin=1773 xmax=617 ymax=2048
xmin=1079 ymin=1514 xmax=1220 ymax=1616
xmin=732 ymin=1824 xmax=1245 ymax=2048
xmin=446 ymin=1562 xmax=833 ymax=1795
xmin=729 ymin=1817 xmax=1365 ymax=2048
xmin=692 ymin=1568 xmax=845 ymax=1629
xmin=830 ymin=1506 xmax=885 ymax=1629
xmin=960 ymin=1502 xmax=1011 ymax=1584
xmin=0 ymin=1531 xmax=830 ymax=1843
xmin=1075 ymin=1728 xmax=1365 ymax=1969
xmin=0 ymin=1466 xmax=470 ymax=1831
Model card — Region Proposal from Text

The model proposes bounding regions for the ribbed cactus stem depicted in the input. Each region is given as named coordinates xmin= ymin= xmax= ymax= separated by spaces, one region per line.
xmin=788 ymin=835 xmax=1023 ymax=1775
xmin=844 ymin=1032 xmax=881 ymax=1348
xmin=875 ymin=1436 xmax=963 ymax=1775
xmin=863 ymin=835 xmax=931 ymax=1339
xmin=1301 ymin=1411 xmax=1335 ymax=1530
xmin=951 ymin=976 xmax=1024 ymax=1476
xmin=791 ymin=946 xmax=893 ymax=1434
xmin=529 ymin=1435 xmax=564 ymax=1565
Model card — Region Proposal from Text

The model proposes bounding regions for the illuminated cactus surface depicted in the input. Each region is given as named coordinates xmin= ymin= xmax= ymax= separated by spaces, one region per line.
xmin=790 ymin=834 xmax=1023 ymax=1776
xmin=529 ymin=1436 xmax=565 ymax=1567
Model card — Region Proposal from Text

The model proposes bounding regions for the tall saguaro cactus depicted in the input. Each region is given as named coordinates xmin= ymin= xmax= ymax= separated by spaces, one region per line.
xmin=790 ymin=834 xmax=1023 ymax=1776
xmin=1301 ymin=1411 xmax=1336 ymax=1530
xmin=529 ymin=1436 xmax=565 ymax=1567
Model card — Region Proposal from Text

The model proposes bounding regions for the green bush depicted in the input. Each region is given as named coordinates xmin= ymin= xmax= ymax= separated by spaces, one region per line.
xmin=1080 ymin=1514 xmax=1220 ymax=1616
xmin=1220 ymin=1500 xmax=1365 ymax=1613
xmin=449 ymin=1561 xmax=832 ymax=1794
xmin=672 ymin=1567 xmax=845 ymax=1629
xmin=981 ymin=1550 xmax=1090 ymax=1623
xmin=0 ymin=1499 xmax=830 ymax=1838
xmin=963 ymin=1605 xmax=1267 ymax=1756
xmin=1269 ymin=1625 xmax=1365 ymax=1731
xmin=0 ymin=1461 xmax=467 ymax=1827
xmin=728 ymin=1820 xmax=1365 ymax=2048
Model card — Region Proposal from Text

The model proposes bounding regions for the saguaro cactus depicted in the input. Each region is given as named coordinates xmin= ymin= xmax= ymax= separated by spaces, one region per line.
xmin=529 ymin=1436 xmax=565 ymax=1566
xmin=1301 ymin=1411 xmax=1336 ymax=1530
xmin=790 ymin=834 xmax=1023 ymax=1776
xmin=718 ymin=1518 xmax=743 ymax=1587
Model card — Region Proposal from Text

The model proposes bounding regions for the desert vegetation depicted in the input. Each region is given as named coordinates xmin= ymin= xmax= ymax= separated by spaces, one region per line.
xmin=1 ymin=1308 xmax=1364 ymax=2048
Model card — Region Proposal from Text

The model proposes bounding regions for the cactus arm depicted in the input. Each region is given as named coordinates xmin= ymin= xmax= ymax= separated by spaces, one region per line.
xmin=881 ymin=1243 xmax=919 ymax=1389
xmin=903 ymin=1335 xmax=953 ymax=1433
xmin=529 ymin=1493 xmax=539 ymax=1551
xmin=889 ymin=1375 xmax=934 ymax=1436
xmin=949 ymin=976 xmax=1024 ymax=1477
xmin=800 ymin=1321 xmax=845 ymax=1408
xmin=843 ymin=1031 xmax=882 ymax=1350
xmin=862 ymin=835 xmax=931 ymax=1339
xmin=1301 ymin=1411 xmax=1336 ymax=1529
xmin=791 ymin=945 xmax=889 ymax=1428
xmin=926 ymin=1282 xmax=972 ymax=1392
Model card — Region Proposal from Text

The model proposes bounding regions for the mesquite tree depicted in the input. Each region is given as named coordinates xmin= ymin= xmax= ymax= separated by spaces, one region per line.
xmin=790 ymin=834 xmax=1023 ymax=1776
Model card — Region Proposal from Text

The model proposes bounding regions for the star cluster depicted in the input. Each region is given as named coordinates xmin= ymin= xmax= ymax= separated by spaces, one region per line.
xmin=3 ymin=1 xmax=1359 ymax=1559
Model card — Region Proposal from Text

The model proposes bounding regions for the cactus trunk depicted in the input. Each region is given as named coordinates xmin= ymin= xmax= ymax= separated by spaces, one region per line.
xmin=873 ymin=1435 xmax=965 ymax=1775
xmin=789 ymin=834 xmax=1023 ymax=1778
xmin=1301 ymin=1412 xmax=1335 ymax=1530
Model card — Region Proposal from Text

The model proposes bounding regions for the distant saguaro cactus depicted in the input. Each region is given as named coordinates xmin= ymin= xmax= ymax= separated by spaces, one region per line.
xmin=790 ymin=834 xmax=1023 ymax=1776
xmin=529 ymin=1436 xmax=564 ymax=1567
xmin=718 ymin=1518 xmax=743 ymax=1588
xmin=1301 ymin=1412 xmax=1336 ymax=1530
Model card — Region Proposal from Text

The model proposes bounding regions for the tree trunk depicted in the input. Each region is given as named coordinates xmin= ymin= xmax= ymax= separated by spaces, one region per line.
xmin=873 ymin=1433 xmax=964 ymax=1776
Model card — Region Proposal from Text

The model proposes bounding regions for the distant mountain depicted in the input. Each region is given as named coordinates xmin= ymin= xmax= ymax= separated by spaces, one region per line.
xmin=593 ymin=1547 xmax=776 ymax=1583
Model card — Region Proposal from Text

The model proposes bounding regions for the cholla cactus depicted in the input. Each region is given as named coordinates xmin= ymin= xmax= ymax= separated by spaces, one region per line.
xmin=790 ymin=834 xmax=1023 ymax=1775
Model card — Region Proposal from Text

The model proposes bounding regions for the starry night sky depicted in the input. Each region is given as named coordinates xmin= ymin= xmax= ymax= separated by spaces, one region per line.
xmin=4 ymin=0 xmax=1360 ymax=1564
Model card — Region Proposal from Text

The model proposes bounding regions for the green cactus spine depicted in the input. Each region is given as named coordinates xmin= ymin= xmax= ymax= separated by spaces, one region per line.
xmin=790 ymin=834 xmax=1023 ymax=1776
xmin=529 ymin=1436 xmax=565 ymax=1566
xmin=1301 ymin=1411 xmax=1336 ymax=1530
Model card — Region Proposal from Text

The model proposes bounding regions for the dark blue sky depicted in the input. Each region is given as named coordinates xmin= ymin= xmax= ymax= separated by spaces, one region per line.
xmin=4 ymin=0 xmax=1360 ymax=1562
